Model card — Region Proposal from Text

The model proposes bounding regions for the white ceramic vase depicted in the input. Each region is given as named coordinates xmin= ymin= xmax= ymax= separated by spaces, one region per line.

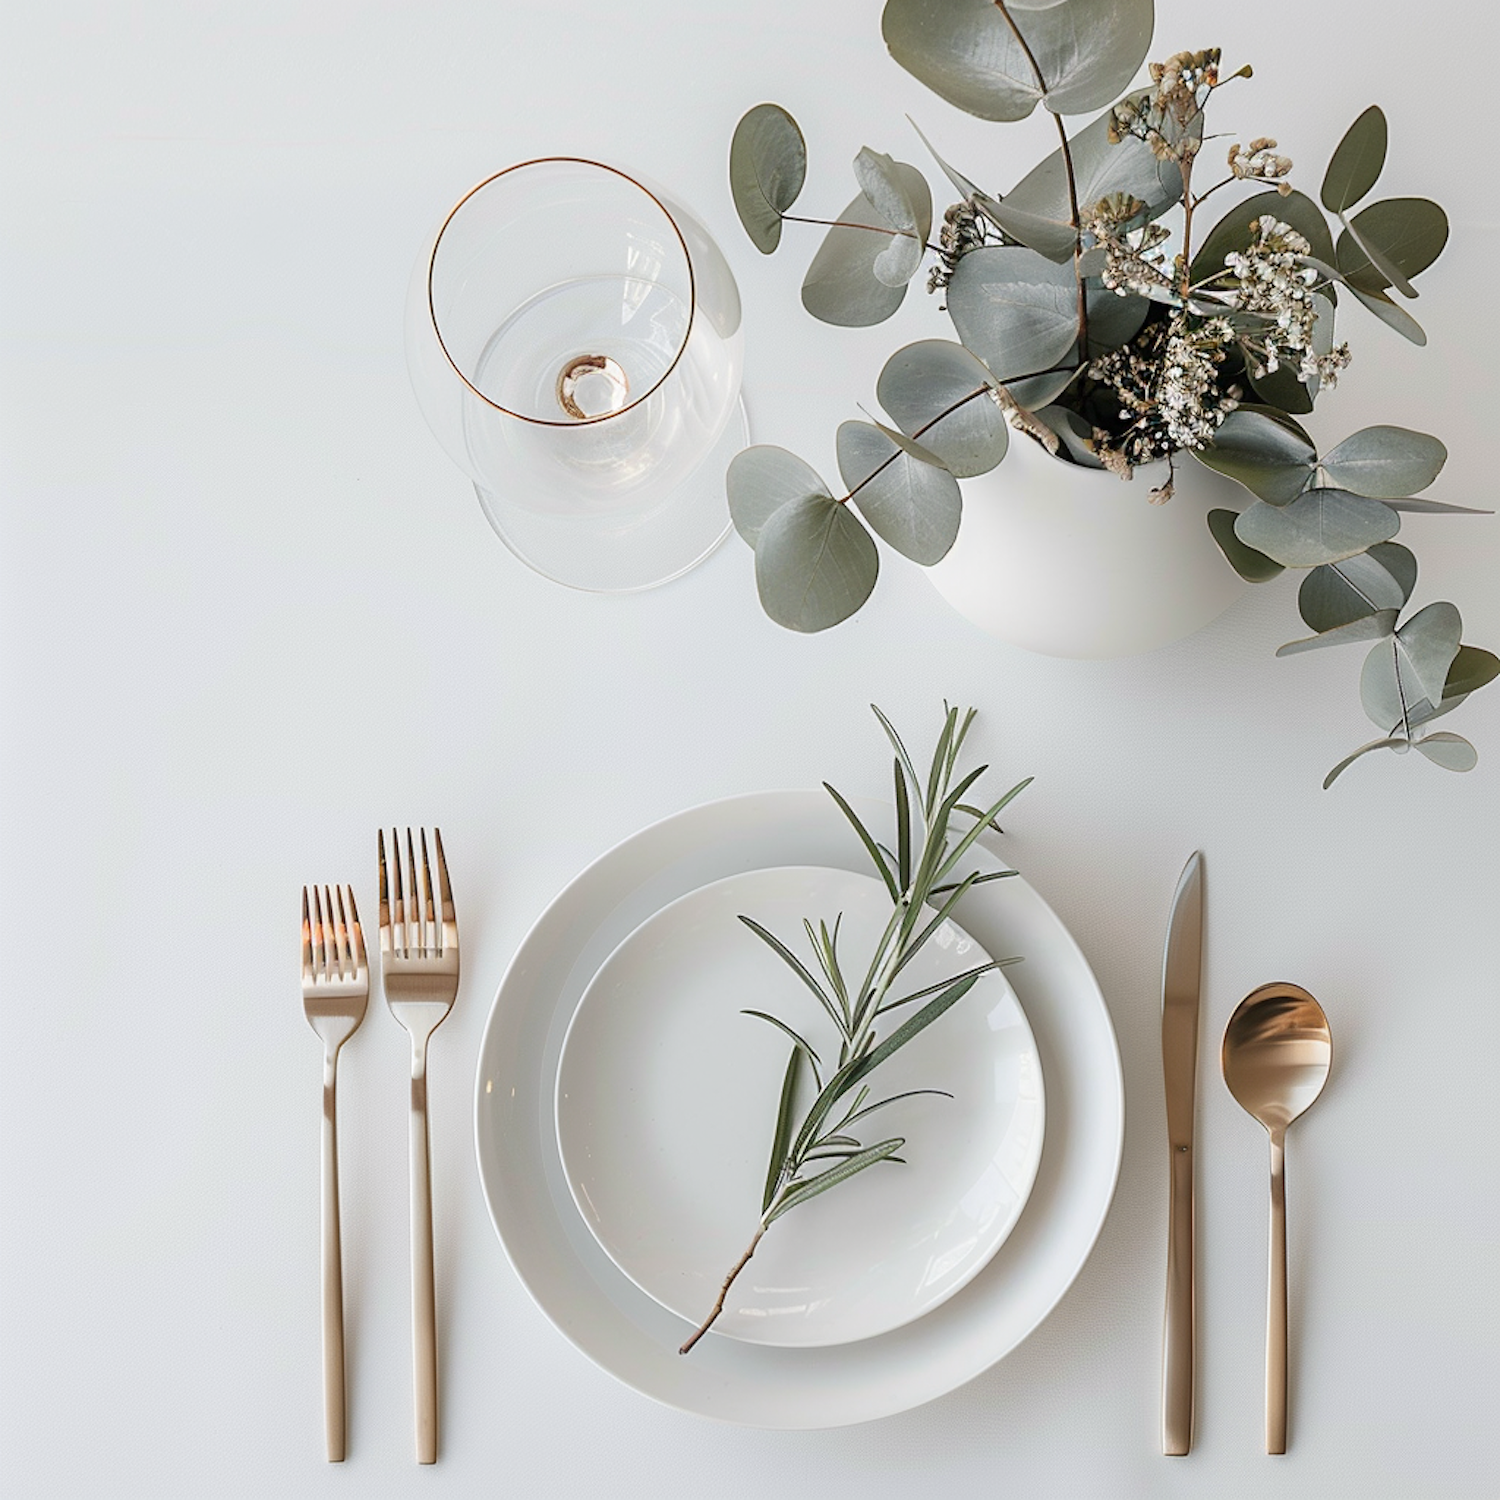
xmin=926 ymin=431 xmax=1250 ymax=658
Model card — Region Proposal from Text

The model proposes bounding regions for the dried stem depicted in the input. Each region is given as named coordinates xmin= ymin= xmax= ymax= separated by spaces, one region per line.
xmin=679 ymin=1225 xmax=765 ymax=1354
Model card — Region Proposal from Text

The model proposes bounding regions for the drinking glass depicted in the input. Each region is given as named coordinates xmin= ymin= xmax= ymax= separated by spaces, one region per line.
xmin=405 ymin=158 xmax=747 ymax=592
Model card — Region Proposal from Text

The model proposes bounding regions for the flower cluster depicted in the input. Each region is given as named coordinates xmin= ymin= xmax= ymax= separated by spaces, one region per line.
xmin=927 ymin=200 xmax=988 ymax=299
xmin=1088 ymin=314 xmax=1240 ymax=471
xmin=1219 ymin=216 xmax=1353 ymax=385
xmin=1085 ymin=193 xmax=1176 ymax=299
xmin=1108 ymin=48 xmax=1222 ymax=162
xmin=1228 ymin=137 xmax=1293 ymax=193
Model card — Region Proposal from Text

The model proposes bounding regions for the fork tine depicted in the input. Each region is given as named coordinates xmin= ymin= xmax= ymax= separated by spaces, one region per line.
xmin=420 ymin=829 xmax=436 ymax=953
xmin=333 ymin=885 xmax=351 ymax=979
xmin=347 ymin=887 xmax=367 ymax=970
xmin=378 ymin=829 xmax=392 ymax=957
xmin=433 ymin=828 xmax=455 ymax=929
xmin=406 ymin=827 xmax=423 ymax=955
xmin=301 ymin=887 xmax=315 ymax=983
xmin=312 ymin=885 xmax=328 ymax=978
xmin=391 ymin=827 xmax=407 ymax=958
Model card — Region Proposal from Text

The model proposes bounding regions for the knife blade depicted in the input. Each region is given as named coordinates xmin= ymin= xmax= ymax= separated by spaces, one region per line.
xmin=1161 ymin=851 xmax=1203 ymax=1456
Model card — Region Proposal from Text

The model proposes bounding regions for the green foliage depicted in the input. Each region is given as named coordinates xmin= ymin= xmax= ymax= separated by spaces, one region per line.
xmin=882 ymin=0 xmax=1154 ymax=122
xmin=747 ymin=706 xmax=1022 ymax=1235
xmin=729 ymin=103 xmax=806 ymax=253
xmin=721 ymin=15 xmax=1491 ymax=788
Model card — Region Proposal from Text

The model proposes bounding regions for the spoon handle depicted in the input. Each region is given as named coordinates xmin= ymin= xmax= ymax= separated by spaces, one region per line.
xmin=1266 ymin=1131 xmax=1287 ymax=1454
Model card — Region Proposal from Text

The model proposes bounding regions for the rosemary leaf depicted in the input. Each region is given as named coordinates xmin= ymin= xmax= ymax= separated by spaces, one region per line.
xmin=894 ymin=758 xmax=912 ymax=889
xmin=824 ymin=782 xmax=899 ymax=900
xmin=762 ymin=1047 xmax=802 ymax=1214
xmin=765 ymin=1138 xmax=905 ymax=1224
xmin=738 ymin=915 xmax=847 ymax=1034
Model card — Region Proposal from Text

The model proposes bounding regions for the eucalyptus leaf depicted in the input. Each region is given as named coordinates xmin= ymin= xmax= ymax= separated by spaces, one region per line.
xmin=1084 ymin=281 xmax=1150 ymax=358
xmin=1191 ymin=189 xmax=1336 ymax=282
xmin=1002 ymin=93 xmax=1184 ymax=231
xmin=1444 ymin=645 xmax=1500 ymax=700
xmin=727 ymin=445 xmax=833 ymax=545
xmin=802 ymin=162 xmax=933 ymax=327
xmin=836 ymin=420 xmax=963 ymax=565
xmin=1276 ymin=610 xmax=1398 ymax=657
xmin=1358 ymin=634 xmax=1457 ymax=735
xmin=877 ymin=340 xmax=1010 ymax=478
xmin=1207 ymin=508 xmax=1284 ymax=583
xmin=1336 ymin=197 xmax=1447 ymax=296
xmin=882 ymin=0 xmax=1155 ymax=122
xmin=730 ymin=103 xmax=808 ymax=253
xmin=1320 ymin=105 xmax=1386 ymax=214
xmin=1193 ymin=408 xmax=1317 ymax=503
xmin=1235 ymin=488 xmax=1400 ymax=568
xmin=1349 ymin=283 xmax=1426 ymax=346
xmin=1394 ymin=601 xmax=1462 ymax=706
xmin=1297 ymin=543 xmax=1416 ymax=632
xmin=946 ymin=244 xmax=1081 ymax=380
xmin=978 ymin=196 xmax=1079 ymax=263
xmin=754 ymin=493 xmax=879 ymax=631
xmin=1323 ymin=736 xmax=1408 ymax=789
xmin=853 ymin=148 xmax=926 ymax=288
xmin=1339 ymin=209 xmax=1417 ymax=299
xmin=1414 ymin=731 xmax=1478 ymax=772
xmin=1246 ymin=359 xmax=1315 ymax=416
xmin=1317 ymin=426 xmax=1446 ymax=498
xmin=907 ymin=117 xmax=982 ymax=203
xmin=1382 ymin=497 xmax=1492 ymax=515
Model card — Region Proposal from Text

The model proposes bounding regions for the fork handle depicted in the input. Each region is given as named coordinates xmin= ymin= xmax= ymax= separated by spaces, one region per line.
xmin=408 ymin=1047 xmax=438 ymax=1464
xmin=320 ymin=1052 xmax=346 ymax=1462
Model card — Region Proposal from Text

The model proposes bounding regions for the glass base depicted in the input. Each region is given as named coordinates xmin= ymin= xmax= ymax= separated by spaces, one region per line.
xmin=474 ymin=392 xmax=750 ymax=594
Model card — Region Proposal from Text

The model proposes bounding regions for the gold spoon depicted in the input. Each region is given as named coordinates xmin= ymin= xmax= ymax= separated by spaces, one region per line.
xmin=1222 ymin=983 xmax=1332 ymax=1455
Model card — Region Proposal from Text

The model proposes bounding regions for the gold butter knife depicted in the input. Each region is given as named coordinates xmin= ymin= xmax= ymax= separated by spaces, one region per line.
xmin=1161 ymin=852 xmax=1203 ymax=1456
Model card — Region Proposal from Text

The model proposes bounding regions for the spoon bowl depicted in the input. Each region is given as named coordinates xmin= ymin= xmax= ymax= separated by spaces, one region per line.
xmin=1222 ymin=982 xmax=1332 ymax=1456
xmin=1223 ymin=984 xmax=1332 ymax=1134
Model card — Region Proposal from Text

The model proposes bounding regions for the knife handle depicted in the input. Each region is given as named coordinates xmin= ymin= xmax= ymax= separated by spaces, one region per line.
xmin=1162 ymin=1142 xmax=1194 ymax=1455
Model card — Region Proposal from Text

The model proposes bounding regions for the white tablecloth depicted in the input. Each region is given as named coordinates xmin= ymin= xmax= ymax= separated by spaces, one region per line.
xmin=3 ymin=1 xmax=1495 ymax=1494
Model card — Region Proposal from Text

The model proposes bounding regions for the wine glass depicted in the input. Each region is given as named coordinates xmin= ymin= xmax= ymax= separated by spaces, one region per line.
xmin=404 ymin=158 xmax=747 ymax=592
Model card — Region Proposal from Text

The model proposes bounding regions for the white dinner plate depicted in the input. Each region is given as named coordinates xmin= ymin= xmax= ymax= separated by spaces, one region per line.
xmin=474 ymin=790 xmax=1123 ymax=1428
xmin=554 ymin=866 xmax=1045 ymax=1348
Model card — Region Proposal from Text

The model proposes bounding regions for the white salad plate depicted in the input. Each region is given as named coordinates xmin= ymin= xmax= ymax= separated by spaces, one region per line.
xmin=474 ymin=789 xmax=1123 ymax=1428
xmin=554 ymin=865 xmax=1045 ymax=1348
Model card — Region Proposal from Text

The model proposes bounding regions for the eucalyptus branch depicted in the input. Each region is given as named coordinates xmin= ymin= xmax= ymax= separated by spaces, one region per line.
xmin=680 ymin=706 xmax=1026 ymax=1353
xmin=779 ymin=212 xmax=945 ymax=257
xmin=992 ymin=0 xmax=1089 ymax=356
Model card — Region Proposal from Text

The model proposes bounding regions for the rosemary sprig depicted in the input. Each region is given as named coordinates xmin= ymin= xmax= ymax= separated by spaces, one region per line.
xmin=679 ymin=704 xmax=1028 ymax=1354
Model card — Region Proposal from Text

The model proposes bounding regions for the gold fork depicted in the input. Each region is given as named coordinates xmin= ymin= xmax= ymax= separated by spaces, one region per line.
xmin=300 ymin=885 xmax=368 ymax=1463
xmin=378 ymin=829 xmax=459 ymax=1465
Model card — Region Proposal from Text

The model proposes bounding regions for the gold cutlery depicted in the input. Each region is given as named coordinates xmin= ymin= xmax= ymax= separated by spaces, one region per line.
xmin=1160 ymin=852 xmax=1203 ymax=1456
xmin=1222 ymin=983 xmax=1333 ymax=1454
xmin=378 ymin=829 xmax=459 ymax=1465
xmin=300 ymin=885 xmax=369 ymax=1463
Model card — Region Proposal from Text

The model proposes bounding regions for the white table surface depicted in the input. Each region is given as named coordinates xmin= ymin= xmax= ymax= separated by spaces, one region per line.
xmin=3 ymin=2 xmax=1496 ymax=1495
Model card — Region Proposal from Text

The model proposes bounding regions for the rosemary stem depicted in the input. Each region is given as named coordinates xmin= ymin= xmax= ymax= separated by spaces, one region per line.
xmin=679 ymin=1225 xmax=766 ymax=1354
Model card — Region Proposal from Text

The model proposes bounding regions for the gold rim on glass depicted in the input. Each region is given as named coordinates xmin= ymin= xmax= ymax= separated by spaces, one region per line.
xmin=425 ymin=157 xmax=698 ymax=429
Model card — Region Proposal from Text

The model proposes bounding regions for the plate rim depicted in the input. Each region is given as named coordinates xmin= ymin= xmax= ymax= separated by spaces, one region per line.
xmin=552 ymin=860 xmax=1046 ymax=1348
xmin=473 ymin=787 xmax=1123 ymax=1428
